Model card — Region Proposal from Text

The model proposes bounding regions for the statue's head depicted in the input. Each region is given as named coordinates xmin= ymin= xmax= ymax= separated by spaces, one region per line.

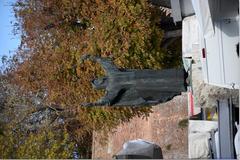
xmin=91 ymin=77 xmax=108 ymax=90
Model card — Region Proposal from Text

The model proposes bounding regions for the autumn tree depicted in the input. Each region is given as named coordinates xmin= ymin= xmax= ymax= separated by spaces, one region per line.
xmin=0 ymin=75 xmax=77 ymax=158
xmin=8 ymin=0 xmax=181 ymax=142
xmin=0 ymin=127 xmax=75 ymax=159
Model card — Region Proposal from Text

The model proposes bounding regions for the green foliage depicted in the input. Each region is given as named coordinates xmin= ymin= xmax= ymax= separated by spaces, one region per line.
xmin=11 ymin=0 xmax=179 ymax=106
xmin=5 ymin=0 xmax=182 ymax=155
xmin=0 ymin=128 xmax=75 ymax=159
xmin=0 ymin=77 xmax=81 ymax=159
xmin=9 ymin=0 xmax=163 ymax=135
xmin=178 ymin=118 xmax=188 ymax=129
xmin=17 ymin=129 xmax=74 ymax=159
xmin=166 ymin=144 xmax=172 ymax=151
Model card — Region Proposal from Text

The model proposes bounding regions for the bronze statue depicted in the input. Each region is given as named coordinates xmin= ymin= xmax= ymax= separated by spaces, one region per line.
xmin=81 ymin=54 xmax=187 ymax=107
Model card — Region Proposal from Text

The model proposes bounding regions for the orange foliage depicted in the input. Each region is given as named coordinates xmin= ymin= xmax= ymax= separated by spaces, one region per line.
xmin=9 ymin=0 xmax=180 ymax=136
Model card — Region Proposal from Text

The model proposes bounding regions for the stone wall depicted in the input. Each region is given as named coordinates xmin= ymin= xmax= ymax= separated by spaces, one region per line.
xmin=92 ymin=94 xmax=188 ymax=159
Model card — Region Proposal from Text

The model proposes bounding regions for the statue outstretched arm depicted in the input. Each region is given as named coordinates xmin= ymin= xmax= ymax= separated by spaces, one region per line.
xmin=81 ymin=89 xmax=122 ymax=107
xmin=81 ymin=101 xmax=107 ymax=107
xmin=80 ymin=54 xmax=119 ymax=74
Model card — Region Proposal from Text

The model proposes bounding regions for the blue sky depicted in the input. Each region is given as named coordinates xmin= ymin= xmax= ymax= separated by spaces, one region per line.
xmin=0 ymin=0 xmax=20 ymax=61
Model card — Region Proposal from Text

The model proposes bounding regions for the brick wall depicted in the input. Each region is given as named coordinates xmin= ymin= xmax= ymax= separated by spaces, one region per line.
xmin=92 ymin=94 xmax=188 ymax=159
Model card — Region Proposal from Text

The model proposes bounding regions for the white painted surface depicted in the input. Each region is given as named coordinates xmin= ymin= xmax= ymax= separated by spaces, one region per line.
xmin=182 ymin=16 xmax=199 ymax=58
xmin=191 ymin=0 xmax=214 ymax=38
xmin=189 ymin=132 xmax=210 ymax=158
xmin=204 ymin=18 xmax=240 ymax=89
xmin=188 ymin=120 xmax=218 ymax=158
xmin=195 ymin=0 xmax=240 ymax=89
xmin=189 ymin=120 xmax=218 ymax=133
